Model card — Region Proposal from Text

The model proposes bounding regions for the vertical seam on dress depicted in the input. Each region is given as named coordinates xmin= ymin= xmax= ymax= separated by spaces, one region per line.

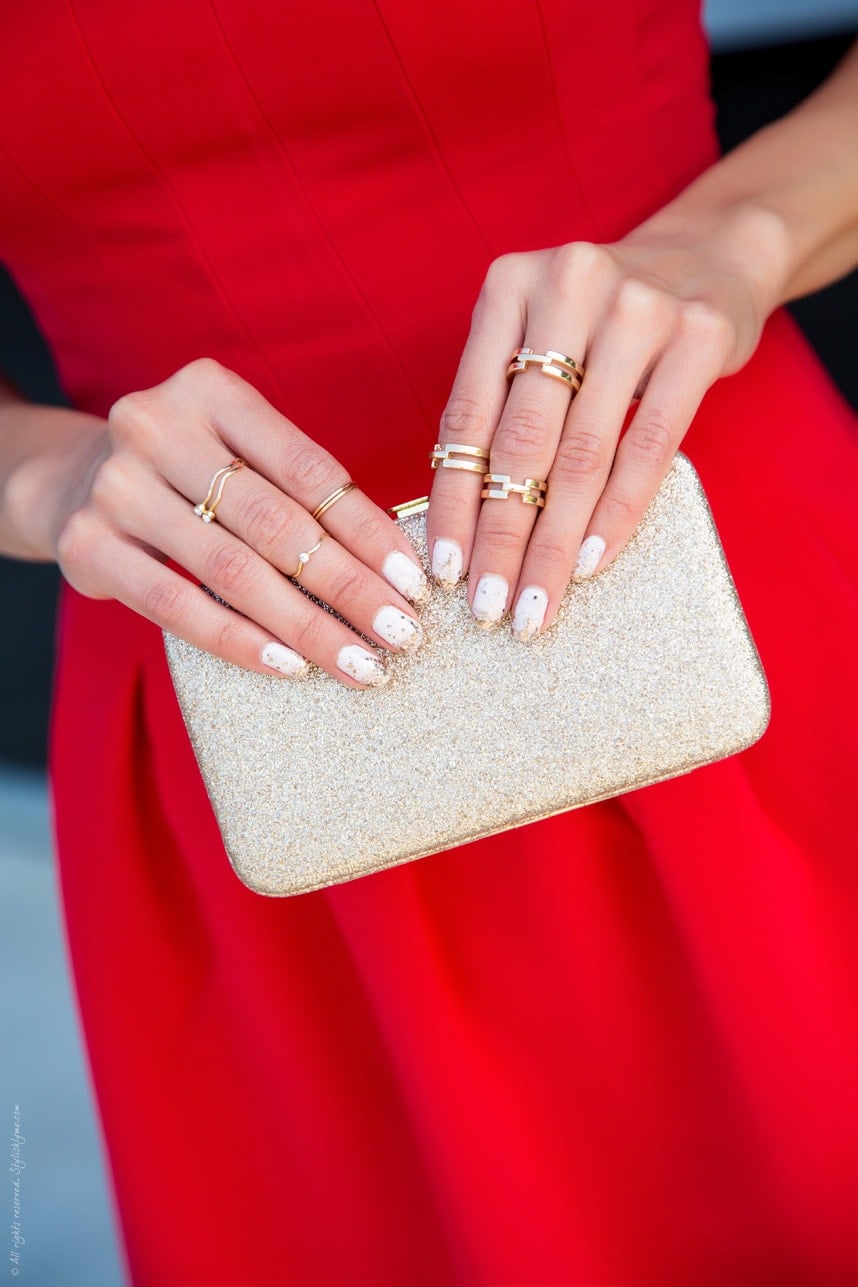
xmin=531 ymin=0 xmax=604 ymax=242
xmin=370 ymin=0 xmax=495 ymax=257
xmin=64 ymin=0 xmax=291 ymax=405
xmin=207 ymin=0 xmax=435 ymax=433
xmin=630 ymin=0 xmax=680 ymax=193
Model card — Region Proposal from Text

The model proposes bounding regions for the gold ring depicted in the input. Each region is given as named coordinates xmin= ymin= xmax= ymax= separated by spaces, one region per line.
xmin=290 ymin=534 xmax=326 ymax=580
xmin=506 ymin=347 xmax=584 ymax=391
xmin=193 ymin=458 xmax=245 ymax=523
xmin=311 ymin=481 xmax=357 ymax=521
xmin=429 ymin=442 xmax=490 ymax=475
xmin=481 ymin=474 xmax=548 ymax=508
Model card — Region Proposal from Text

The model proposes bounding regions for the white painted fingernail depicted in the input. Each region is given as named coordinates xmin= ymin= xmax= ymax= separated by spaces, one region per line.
xmin=472 ymin=574 xmax=509 ymax=627
xmin=261 ymin=642 xmax=308 ymax=677
xmin=573 ymin=535 xmax=607 ymax=579
xmin=383 ymin=551 xmax=429 ymax=604
xmin=373 ymin=605 xmax=424 ymax=653
xmin=431 ymin=538 xmax=463 ymax=586
xmin=512 ymin=586 xmax=549 ymax=642
xmin=337 ymin=644 xmax=390 ymax=686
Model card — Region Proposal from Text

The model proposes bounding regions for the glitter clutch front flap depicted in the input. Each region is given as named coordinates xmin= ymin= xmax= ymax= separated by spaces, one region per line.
xmin=164 ymin=454 xmax=770 ymax=896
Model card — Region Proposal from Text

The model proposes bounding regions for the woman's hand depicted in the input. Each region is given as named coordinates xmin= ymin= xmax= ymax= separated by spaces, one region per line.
xmin=428 ymin=39 xmax=858 ymax=640
xmin=6 ymin=359 xmax=431 ymax=686
xmin=427 ymin=211 xmax=771 ymax=639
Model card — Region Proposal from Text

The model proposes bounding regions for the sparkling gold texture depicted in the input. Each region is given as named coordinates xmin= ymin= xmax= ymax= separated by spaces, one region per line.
xmin=165 ymin=455 xmax=770 ymax=897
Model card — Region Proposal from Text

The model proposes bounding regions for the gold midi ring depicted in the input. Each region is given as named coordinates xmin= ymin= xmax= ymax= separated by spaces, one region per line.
xmin=429 ymin=442 xmax=491 ymax=475
xmin=506 ymin=347 xmax=584 ymax=391
xmin=481 ymin=474 xmax=548 ymax=508
xmin=311 ymin=481 xmax=357 ymax=521
xmin=289 ymin=534 xmax=326 ymax=580
xmin=193 ymin=458 xmax=246 ymax=523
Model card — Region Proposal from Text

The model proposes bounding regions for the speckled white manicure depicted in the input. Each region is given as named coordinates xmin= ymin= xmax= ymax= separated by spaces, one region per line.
xmin=431 ymin=538 xmax=463 ymax=586
xmin=337 ymin=644 xmax=390 ymax=686
xmin=512 ymin=586 xmax=549 ymax=642
xmin=373 ymin=605 xmax=424 ymax=653
xmin=382 ymin=551 xmax=429 ymax=604
xmin=261 ymin=642 xmax=308 ymax=677
xmin=574 ymin=535 xmax=607 ymax=579
xmin=472 ymin=574 xmax=509 ymax=627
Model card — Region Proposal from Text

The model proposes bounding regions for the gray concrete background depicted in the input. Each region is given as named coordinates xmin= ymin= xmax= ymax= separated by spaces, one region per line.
xmin=0 ymin=769 xmax=127 ymax=1286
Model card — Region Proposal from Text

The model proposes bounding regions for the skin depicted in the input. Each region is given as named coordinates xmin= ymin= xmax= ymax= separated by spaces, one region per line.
xmin=1 ymin=42 xmax=857 ymax=684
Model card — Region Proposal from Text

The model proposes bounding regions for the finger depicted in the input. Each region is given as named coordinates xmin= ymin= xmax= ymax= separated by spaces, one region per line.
xmin=570 ymin=336 xmax=719 ymax=584
xmin=426 ymin=257 xmax=526 ymax=587
xmin=170 ymin=460 xmax=424 ymax=655
xmin=121 ymin=360 xmax=429 ymax=606
xmin=98 ymin=476 xmax=395 ymax=688
xmin=506 ymin=337 xmax=644 ymax=640
xmin=59 ymin=518 xmax=313 ymax=680
xmin=467 ymin=336 xmax=586 ymax=627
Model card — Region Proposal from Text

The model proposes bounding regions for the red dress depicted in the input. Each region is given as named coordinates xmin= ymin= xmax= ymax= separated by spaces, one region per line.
xmin=2 ymin=4 xmax=857 ymax=1283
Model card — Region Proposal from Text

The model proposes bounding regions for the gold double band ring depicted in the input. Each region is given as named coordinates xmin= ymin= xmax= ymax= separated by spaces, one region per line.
xmin=507 ymin=347 xmax=584 ymax=391
xmin=429 ymin=442 xmax=491 ymax=475
xmin=311 ymin=481 xmax=357 ymax=521
xmin=481 ymin=474 xmax=548 ymax=508
xmin=193 ymin=458 xmax=246 ymax=523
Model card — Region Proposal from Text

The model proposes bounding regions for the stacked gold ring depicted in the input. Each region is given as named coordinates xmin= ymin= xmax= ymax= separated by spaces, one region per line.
xmin=481 ymin=474 xmax=548 ymax=508
xmin=193 ymin=458 xmax=246 ymax=523
xmin=507 ymin=347 xmax=584 ymax=392
xmin=429 ymin=442 xmax=490 ymax=475
xmin=311 ymin=481 xmax=356 ymax=521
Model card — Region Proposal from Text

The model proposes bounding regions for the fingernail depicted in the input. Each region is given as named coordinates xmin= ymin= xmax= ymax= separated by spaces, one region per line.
xmin=511 ymin=586 xmax=548 ymax=642
xmin=431 ymin=538 xmax=463 ymax=586
xmin=382 ymin=550 xmax=429 ymax=604
xmin=261 ymin=642 xmax=308 ymax=677
xmin=573 ymin=535 xmax=606 ymax=579
xmin=337 ymin=644 xmax=390 ymax=686
xmin=373 ymin=605 xmax=424 ymax=653
xmin=472 ymin=573 xmax=509 ymax=627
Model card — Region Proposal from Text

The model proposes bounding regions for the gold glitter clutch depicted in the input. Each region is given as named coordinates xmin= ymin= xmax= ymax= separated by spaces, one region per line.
xmin=164 ymin=454 xmax=770 ymax=896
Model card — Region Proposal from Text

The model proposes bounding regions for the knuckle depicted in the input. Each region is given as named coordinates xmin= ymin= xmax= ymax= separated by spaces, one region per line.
xmin=554 ymin=240 xmax=606 ymax=288
xmin=107 ymin=388 xmax=160 ymax=445
xmin=205 ymin=542 xmax=257 ymax=596
xmin=526 ymin=530 xmax=573 ymax=573
xmin=624 ymin=413 xmax=674 ymax=469
xmin=484 ymin=252 xmax=523 ymax=290
xmin=478 ymin=524 xmax=525 ymax=559
xmin=288 ymin=610 xmax=325 ymax=659
xmin=55 ymin=509 xmax=98 ymax=573
xmin=242 ymin=493 xmax=295 ymax=557
xmin=282 ymin=443 xmax=334 ymax=497
xmin=141 ymin=578 xmax=187 ymax=629
xmin=322 ymin=563 xmax=367 ymax=605
xmin=601 ymin=489 xmax=638 ymax=528
xmin=345 ymin=508 xmax=391 ymax=550
xmin=500 ymin=405 xmax=551 ymax=459
xmin=88 ymin=453 xmax=134 ymax=513
xmin=679 ymin=299 xmax=735 ymax=350
xmin=440 ymin=393 xmax=487 ymax=443
xmin=211 ymin=615 xmax=247 ymax=660
xmin=552 ymin=430 xmax=608 ymax=483
xmin=613 ymin=277 xmax=666 ymax=326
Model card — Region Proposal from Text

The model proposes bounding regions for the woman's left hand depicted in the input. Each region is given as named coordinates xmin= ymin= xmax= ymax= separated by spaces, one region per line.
xmin=426 ymin=209 xmax=774 ymax=639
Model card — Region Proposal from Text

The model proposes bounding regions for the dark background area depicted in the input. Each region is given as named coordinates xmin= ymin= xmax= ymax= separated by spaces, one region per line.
xmin=1 ymin=32 xmax=855 ymax=767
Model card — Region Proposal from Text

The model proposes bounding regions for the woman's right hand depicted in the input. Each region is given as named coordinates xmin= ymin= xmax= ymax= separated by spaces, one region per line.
xmin=44 ymin=359 xmax=429 ymax=687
